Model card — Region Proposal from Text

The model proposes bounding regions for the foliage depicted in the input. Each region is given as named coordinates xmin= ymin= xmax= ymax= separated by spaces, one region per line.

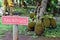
xmin=13 ymin=6 xmax=36 ymax=16
xmin=0 ymin=0 xmax=2 ymax=7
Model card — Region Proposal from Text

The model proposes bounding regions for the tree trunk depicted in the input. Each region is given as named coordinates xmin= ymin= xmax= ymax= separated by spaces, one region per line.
xmin=15 ymin=0 xmax=18 ymax=6
xmin=21 ymin=0 xmax=27 ymax=8
xmin=12 ymin=0 xmax=14 ymax=2
xmin=39 ymin=0 xmax=48 ymax=18
xmin=16 ymin=0 xmax=19 ymax=6
xmin=21 ymin=0 xmax=24 ymax=7
xmin=19 ymin=0 xmax=21 ymax=7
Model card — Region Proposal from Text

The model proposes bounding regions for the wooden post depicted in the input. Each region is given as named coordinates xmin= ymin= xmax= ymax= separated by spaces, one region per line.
xmin=2 ymin=0 xmax=6 ymax=16
xmin=13 ymin=13 xmax=19 ymax=40
xmin=13 ymin=25 xmax=18 ymax=40
xmin=10 ymin=1 xmax=18 ymax=40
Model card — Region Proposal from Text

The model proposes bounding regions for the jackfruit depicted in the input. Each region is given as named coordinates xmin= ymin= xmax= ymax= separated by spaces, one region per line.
xmin=43 ymin=17 xmax=50 ymax=28
xmin=50 ymin=18 xmax=56 ymax=28
xmin=35 ymin=20 xmax=44 ymax=35
xmin=29 ymin=12 xmax=35 ymax=19
xmin=28 ymin=21 xmax=36 ymax=31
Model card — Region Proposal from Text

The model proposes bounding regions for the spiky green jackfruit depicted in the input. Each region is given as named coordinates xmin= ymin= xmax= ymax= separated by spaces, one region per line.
xmin=28 ymin=21 xmax=36 ymax=31
xmin=50 ymin=18 xmax=56 ymax=28
xmin=35 ymin=20 xmax=44 ymax=35
xmin=29 ymin=13 xmax=35 ymax=19
xmin=43 ymin=17 xmax=50 ymax=28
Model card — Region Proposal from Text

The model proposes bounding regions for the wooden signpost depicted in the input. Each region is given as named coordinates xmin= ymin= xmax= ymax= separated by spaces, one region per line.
xmin=2 ymin=16 xmax=28 ymax=40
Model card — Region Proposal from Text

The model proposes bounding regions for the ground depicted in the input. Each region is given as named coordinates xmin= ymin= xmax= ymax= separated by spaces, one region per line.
xmin=0 ymin=31 xmax=60 ymax=40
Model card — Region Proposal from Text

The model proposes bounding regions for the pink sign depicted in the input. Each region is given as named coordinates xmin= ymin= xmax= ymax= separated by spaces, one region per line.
xmin=2 ymin=16 xmax=28 ymax=25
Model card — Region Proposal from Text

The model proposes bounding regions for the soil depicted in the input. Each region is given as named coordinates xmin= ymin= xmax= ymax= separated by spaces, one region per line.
xmin=0 ymin=30 xmax=60 ymax=40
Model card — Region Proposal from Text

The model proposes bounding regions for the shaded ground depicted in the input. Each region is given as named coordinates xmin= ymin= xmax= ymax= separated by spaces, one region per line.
xmin=1 ymin=31 xmax=60 ymax=40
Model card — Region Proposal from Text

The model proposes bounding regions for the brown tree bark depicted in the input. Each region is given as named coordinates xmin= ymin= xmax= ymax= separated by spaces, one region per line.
xmin=21 ymin=0 xmax=24 ymax=7
xmin=39 ymin=0 xmax=48 ymax=19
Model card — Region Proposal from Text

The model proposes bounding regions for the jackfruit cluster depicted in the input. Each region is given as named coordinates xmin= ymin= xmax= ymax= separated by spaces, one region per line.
xmin=41 ymin=14 xmax=56 ymax=28
xmin=28 ymin=14 xmax=57 ymax=36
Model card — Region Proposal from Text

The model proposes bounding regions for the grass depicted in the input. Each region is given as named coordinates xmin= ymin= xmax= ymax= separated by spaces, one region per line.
xmin=13 ymin=6 xmax=36 ymax=16
xmin=42 ymin=24 xmax=60 ymax=37
xmin=0 ymin=17 xmax=12 ymax=35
